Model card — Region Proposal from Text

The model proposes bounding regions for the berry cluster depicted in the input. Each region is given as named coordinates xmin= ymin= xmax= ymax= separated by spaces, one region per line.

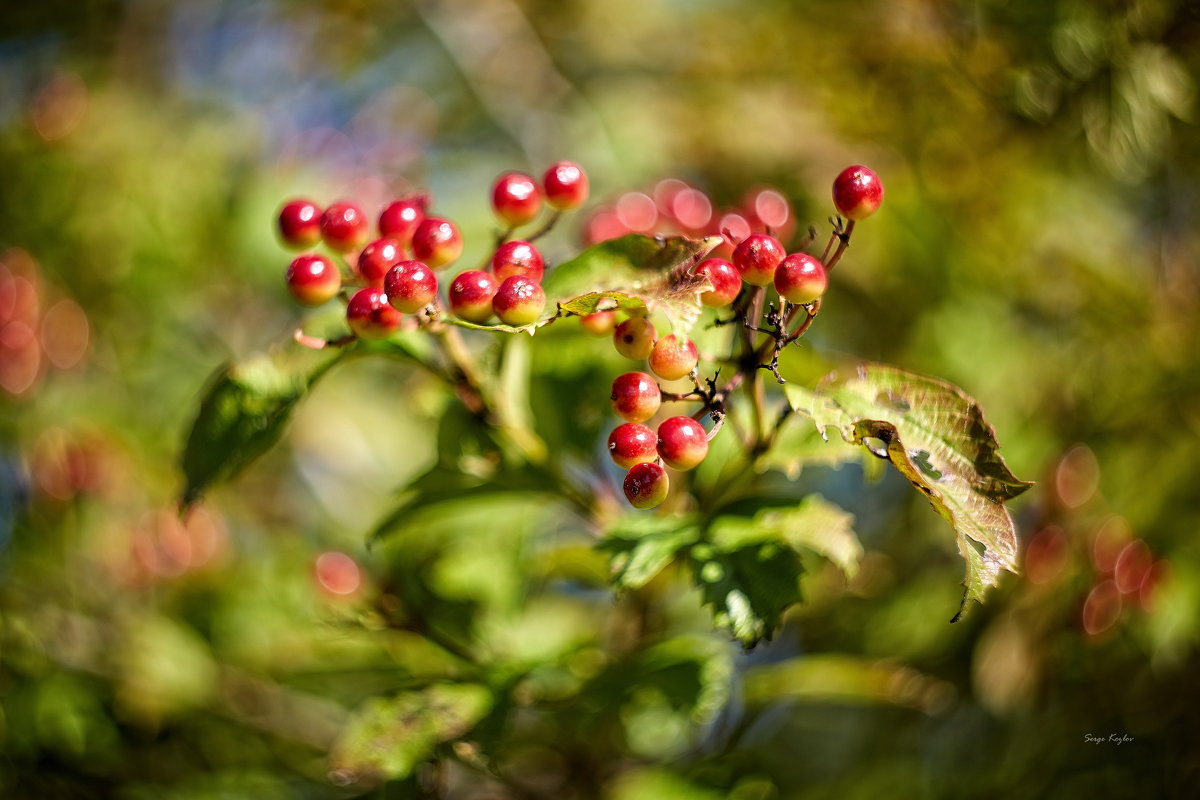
xmin=276 ymin=161 xmax=589 ymax=336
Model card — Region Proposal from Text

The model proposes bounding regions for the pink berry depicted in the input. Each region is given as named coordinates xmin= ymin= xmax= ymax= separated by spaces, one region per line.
xmin=357 ymin=237 xmax=404 ymax=287
xmin=611 ymin=371 xmax=661 ymax=423
xmin=623 ymin=461 xmax=669 ymax=509
xmin=832 ymin=165 xmax=884 ymax=220
xmin=657 ymin=416 xmax=708 ymax=471
xmin=580 ymin=310 xmax=616 ymax=336
xmin=732 ymin=233 xmax=786 ymax=287
xmin=411 ymin=217 xmax=463 ymax=269
xmin=492 ymin=276 xmax=546 ymax=327
xmin=774 ymin=253 xmax=828 ymax=305
xmin=648 ymin=335 xmax=698 ymax=381
xmin=378 ymin=196 xmax=427 ymax=246
xmin=320 ymin=201 xmax=369 ymax=252
xmin=613 ymin=316 xmax=657 ymax=360
xmin=694 ymin=258 xmax=741 ymax=307
xmin=491 ymin=240 xmax=545 ymax=282
xmin=384 ymin=260 xmax=438 ymax=314
xmin=314 ymin=551 xmax=362 ymax=597
xmin=542 ymin=160 xmax=589 ymax=211
xmin=346 ymin=287 xmax=402 ymax=339
xmin=608 ymin=422 xmax=658 ymax=469
xmin=277 ymin=199 xmax=322 ymax=249
xmin=285 ymin=254 xmax=341 ymax=306
xmin=491 ymin=172 xmax=541 ymax=226
xmin=449 ymin=270 xmax=498 ymax=323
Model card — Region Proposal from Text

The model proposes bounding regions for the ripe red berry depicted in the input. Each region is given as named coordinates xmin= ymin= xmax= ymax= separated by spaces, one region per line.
xmin=542 ymin=161 xmax=589 ymax=211
xmin=357 ymin=237 xmax=404 ymax=287
xmin=608 ymin=422 xmax=658 ymax=469
xmin=657 ymin=416 xmax=708 ymax=471
xmin=648 ymin=335 xmax=698 ymax=381
xmin=491 ymin=240 xmax=545 ymax=282
xmin=384 ymin=260 xmax=438 ymax=314
xmin=491 ymin=172 xmax=541 ymax=226
xmin=611 ymin=371 xmax=661 ymax=423
xmin=285 ymin=254 xmax=341 ymax=306
xmin=378 ymin=196 xmax=427 ymax=246
xmin=694 ymin=258 xmax=742 ymax=307
xmin=613 ymin=316 xmax=657 ymax=360
xmin=492 ymin=276 xmax=546 ymax=326
xmin=832 ymin=165 xmax=884 ymax=220
xmin=732 ymin=233 xmax=786 ymax=286
xmin=580 ymin=310 xmax=616 ymax=336
xmin=411 ymin=217 xmax=464 ymax=269
xmin=449 ymin=270 xmax=498 ymax=323
xmin=320 ymin=201 xmax=370 ymax=252
xmin=346 ymin=287 xmax=402 ymax=339
xmin=774 ymin=253 xmax=828 ymax=305
xmin=623 ymin=461 xmax=669 ymax=509
xmin=277 ymin=199 xmax=322 ymax=249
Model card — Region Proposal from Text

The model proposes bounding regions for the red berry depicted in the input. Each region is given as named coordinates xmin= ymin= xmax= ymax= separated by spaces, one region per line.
xmin=648 ymin=335 xmax=698 ymax=381
xmin=384 ymin=260 xmax=438 ymax=314
xmin=657 ymin=416 xmax=708 ymax=471
xmin=346 ymin=287 xmax=402 ymax=339
xmin=774 ymin=253 xmax=828 ymax=305
xmin=411 ymin=217 xmax=463 ymax=269
xmin=378 ymin=197 xmax=427 ymax=246
xmin=277 ymin=199 xmax=322 ymax=249
xmin=580 ymin=310 xmax=616 ymax=336
xmin=623 ymin=461 xmax=669 ymax=509
xmin=314 ymin=551 xmax=362 ymax=597
xmin=285 ymin=254 xmax=341 ymax=306
xmin=832 ymin=165 xmax=884 ymax=220
xmin=320 ymin=201 xmax=370 ymax=252
xmin=492 ymin=276 xmax=546 ymax=326
xmin=491 ymin=240 xmax=545 ymax=282
xmin=694 ymin=258 xmax=741 ymax=307
xmin=449 ymin=270 xmax=498 ymax=323
xmin=491 ymin=172 xmax=541 ymax=226
xmin=583 ymin=205 xmax=630 ymax=245
xmin=613 ymin=316 xmax=657 ymax=360
xmin=542 ymin=160 xmax=589 ymax=211
xmin=1113 ymin=540 xmax=1153 ymax=595
xmin=615 ymin=192 xmax=657 ymax=232
xmin=611 ymin=371 xmax=661 ymax=423
xmin=357 ymin=237 xmax=404 ymax=287
xmin=732 ymin=233 xmax=786 ymax=286
xmin=608 ymin=422 xmax=658 ymax=469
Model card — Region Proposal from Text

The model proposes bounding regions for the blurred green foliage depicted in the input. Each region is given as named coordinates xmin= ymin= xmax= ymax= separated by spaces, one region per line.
xmin=1 ymin=0 xmax=1198 ymax=798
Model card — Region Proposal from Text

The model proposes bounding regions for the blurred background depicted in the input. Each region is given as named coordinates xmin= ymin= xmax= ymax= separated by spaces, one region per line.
xmin=1 ymin=0 xmax=1198 ymax=797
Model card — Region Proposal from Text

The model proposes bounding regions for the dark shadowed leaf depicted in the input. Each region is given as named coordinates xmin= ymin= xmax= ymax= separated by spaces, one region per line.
xmin=688 ymin=537 xmax=804 ymax=648
xmin=599 ymin=514 xmax=701 ymax=590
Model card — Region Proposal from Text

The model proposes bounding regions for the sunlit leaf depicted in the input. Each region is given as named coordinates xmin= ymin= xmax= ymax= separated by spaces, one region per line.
xmin=599 ymin=514 xmax=700 ymax=590
xmin=711 ymin=496 xmax=862 ymax=579
xmin=743 ymin=654 xmax=954 ymax=714
xmin=688 ymin=538 xmax=804 ymax=648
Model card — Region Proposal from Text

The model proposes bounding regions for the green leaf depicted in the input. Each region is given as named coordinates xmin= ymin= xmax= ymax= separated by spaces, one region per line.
xmin=784 ymin=363 xmax=1034 ymax=619
xmin=711 ymin=496 xmax=862 ymax=579
xmin=742 ymin=654 xmax=953 ymax=714
xmin=329 ymin=683 xmax=492 ymax=783
xmin=599 ymin=514 xmax=701 ymax=590
xmin=179 ymin=349 xmax=343 ymax=508
xmin=688 ymin=537 xmax=804 ymax=648
xmin=556 ymin=290 xmax=647 ymax=317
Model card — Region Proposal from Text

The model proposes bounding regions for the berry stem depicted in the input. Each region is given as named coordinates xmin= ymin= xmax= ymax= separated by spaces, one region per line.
xmin=526 ymin=210 xmax=563 ymax=243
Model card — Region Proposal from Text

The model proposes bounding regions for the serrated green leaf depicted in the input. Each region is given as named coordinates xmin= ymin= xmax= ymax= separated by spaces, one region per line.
xmin=329 ymin=684 xmax=492 ymax=782
xmin=598 ymin=515 xmax=701 ymax=590
xmin=688 ymin=539 xmax=804 ymax=648
xmin=784 ymin=363 xmax=1033 ymax=619
xmin=710 ymin=496 xmax=862 ymax=579
xmin=556 ymin=291 xmax=647 ymax=317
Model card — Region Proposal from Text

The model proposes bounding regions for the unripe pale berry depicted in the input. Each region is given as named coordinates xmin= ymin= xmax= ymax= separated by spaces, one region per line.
xmin=542 ymin=161 xmax=589 ymax=211
xmin=277 ymin=199 xmax=322 ymax=249
xmin=580 ymin=310 xmax=616 ymax=336
xmin=774 ymin=253 xmax=828 ymax=305
xmin=492 ymin=172 xmax=541 ymax=226
xmin=449 ymin=270 xmax=498 ymax=323
xmin=411 ymin=217 xmax=463 ymax=269
xmin=357 ymin=237 xmax=404 ymax=287
xmin=657 ymin=416 xmax=708 ymax=471
xmin=346 ymin=287 xmax=402 ymax=339
xmin=492 ymin=276 xmax=546 ymax=326
xmin=648 ymin=335 xmax=698 ymax=381
xmin=832 ymin=165 xmax=884 ymax=220
xmin=732 ymin=233 xmax=786 ymax=286
xmin=285 ymin=254 xmax=340 ymax=306
xmin=611 ymin=371 xmax=661 ymax=423
xmin=320 ymin=201 xmax=370 ymax=252
xmin=378 ymin=197 xmax=427 ymax=246
xmin=608 ymin=422 xmax=658 ymax=469
xmin=613 ymin=316 xmax=657 ymax=360
xmin=384 ymin=260 xmax=438 ymax=314
xmin=491 ymin=240 xmax=545 ymax=282
xmin=695 ymin=258 xmax=741 ymax=307
xmin=624 ymin=461 xmax=669 ymax=509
